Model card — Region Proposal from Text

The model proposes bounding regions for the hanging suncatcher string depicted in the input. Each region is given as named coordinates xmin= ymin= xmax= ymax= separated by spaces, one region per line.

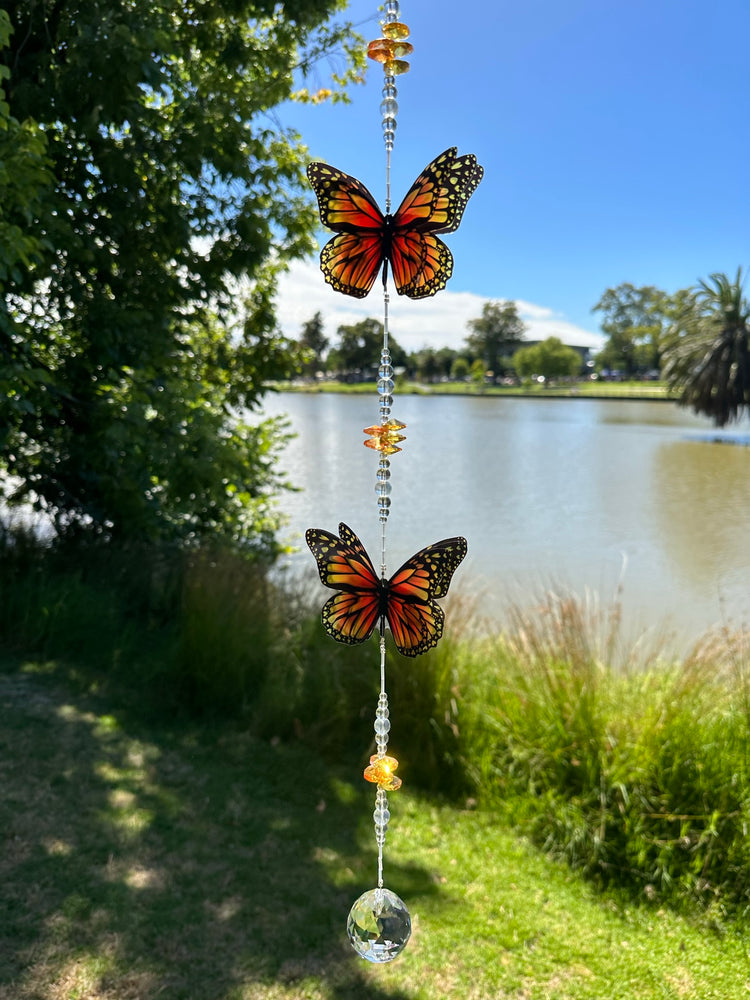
xmin=305 ymin=0 xmax=482 ymax=964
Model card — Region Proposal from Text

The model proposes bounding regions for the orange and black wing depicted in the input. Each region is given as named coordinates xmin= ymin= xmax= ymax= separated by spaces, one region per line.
xmin=307 ymin=162 xmax=387 ymax=298
xmin=305 ymin=523 xmax=385 ymax=646
xmin=384 ymin=535 xmax=468 ymax=656
xmin=389 ymin=147 xmax=483 ymax=299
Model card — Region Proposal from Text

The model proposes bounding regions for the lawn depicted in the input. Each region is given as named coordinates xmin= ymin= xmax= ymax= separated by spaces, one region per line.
xmin=2 ymin=662 xmax=749 ymax=1000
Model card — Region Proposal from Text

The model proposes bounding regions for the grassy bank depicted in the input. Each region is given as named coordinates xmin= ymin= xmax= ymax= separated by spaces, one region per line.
xmin=1 ymin=535 xmax=749 ymax=936
xmin=2 ymin=665 xmax=750 ymax=1000
xmin=278 ymin=379 xmax=673 ymax=400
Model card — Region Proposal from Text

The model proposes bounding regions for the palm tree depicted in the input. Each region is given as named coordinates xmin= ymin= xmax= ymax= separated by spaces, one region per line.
xmin=662 ymin=269 xmax=750 ymax=427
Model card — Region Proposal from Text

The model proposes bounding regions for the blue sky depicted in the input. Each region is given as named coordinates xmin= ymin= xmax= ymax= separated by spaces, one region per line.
xmin=274 ymin=0 xmax=749 ymax=355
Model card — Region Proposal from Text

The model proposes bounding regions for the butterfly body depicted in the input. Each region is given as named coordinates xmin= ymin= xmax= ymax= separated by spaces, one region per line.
xmin=307 ymin=147 xmax=483 ymax=299
xmin=306 ymin=523 xmax=467 ymax=657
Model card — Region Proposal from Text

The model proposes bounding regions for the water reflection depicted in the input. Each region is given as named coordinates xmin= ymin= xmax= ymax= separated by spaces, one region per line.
xmin=653 ymin=439 xmax=750 ymax=599
xmin=263 ymin=393 xmax=750 ymax=641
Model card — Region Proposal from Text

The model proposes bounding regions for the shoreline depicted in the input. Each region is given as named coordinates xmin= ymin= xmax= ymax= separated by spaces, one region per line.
xmin=276 ymin=381 xmax=674 ymax=403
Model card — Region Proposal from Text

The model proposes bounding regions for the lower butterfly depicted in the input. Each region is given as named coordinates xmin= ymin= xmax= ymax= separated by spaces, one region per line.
xmin=306 ymin=522 xmax=467 ymax=657
xmin=307 ymin=147 xmax=483 ymax=300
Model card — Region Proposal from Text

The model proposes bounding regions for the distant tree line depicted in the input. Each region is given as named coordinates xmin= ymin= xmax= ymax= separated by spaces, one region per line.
xmin=296 ymin=300 xmax=583 ymax=385
xmin=297 ymin=269 xmax=750 ymax=427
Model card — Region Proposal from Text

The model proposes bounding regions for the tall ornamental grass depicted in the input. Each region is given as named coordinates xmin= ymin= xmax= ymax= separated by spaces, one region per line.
xmin=462 ymin=590 xmax=750 ymax=918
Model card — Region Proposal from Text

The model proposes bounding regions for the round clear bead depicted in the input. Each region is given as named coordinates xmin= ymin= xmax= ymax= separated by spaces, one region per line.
xmin=375 ymin=481 xmax=392 ymax=497
xmin=379 ymin=362 xmax=393 ymax=378
xmin=377 ymin=497 xmax=391 ymax=510
xmin=380 ymin=97 xmax=399 ymax=119
xmin=376 ymin=466 xmax=391 ymax=481
xmin=377 ymin=377 xmax=394 ymax=395
xmin=379 ymin=393 xmax=393 ymax=408
xmin=374 ymin=805 xmax=391 ymax=827
xmin=379 ymin=511 xmax=390 ymax=522
xmin=382 ymin=117 xmax=397 ymax=134
xmin=374 ymin=715 xmax=391 ymax=736
xmin=379 ymin=405 xmax=391 ymax=419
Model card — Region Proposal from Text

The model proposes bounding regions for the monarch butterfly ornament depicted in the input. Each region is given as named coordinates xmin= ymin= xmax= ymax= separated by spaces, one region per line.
xmin=306 ymin=523 xmax=467 ymax=656
xmin=307 ymin=147 xmax=483 ymax=299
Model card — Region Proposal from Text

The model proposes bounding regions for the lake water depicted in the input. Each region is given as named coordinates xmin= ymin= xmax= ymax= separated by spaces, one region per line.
xmin=261 ymin=391 xmax=750 ymax=646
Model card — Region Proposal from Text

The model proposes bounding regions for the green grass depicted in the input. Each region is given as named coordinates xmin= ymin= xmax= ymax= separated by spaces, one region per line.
xmin=2 ymin=663 xmax=750 ymax=1000
xmin=280 ymin=379 xmax=672 ymax=399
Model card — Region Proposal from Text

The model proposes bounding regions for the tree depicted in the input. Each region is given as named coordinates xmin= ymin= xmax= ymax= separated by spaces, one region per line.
xmin=0 ymin=1 xmax=362 ymax=552
xmin=298 ymin=311 xmax=328 ymax=375
xmin=662 ymin=270 xmax=750 ymax=427
xmin=450 ymin=357 xmax=470 ymax=380
xmin=592 ymin=283 xmax=681 ymax=375
xmin=465 ymin=301 xmax=526 ymax=380
xmin=328 ymin=319 xmax=406 ymax=377
xmin=512 ymin=337 xmax=581 ymax=381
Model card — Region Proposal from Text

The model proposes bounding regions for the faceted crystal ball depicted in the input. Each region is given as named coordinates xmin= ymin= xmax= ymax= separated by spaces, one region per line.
xmin=347 ymin=887 xmax=411 ymax=963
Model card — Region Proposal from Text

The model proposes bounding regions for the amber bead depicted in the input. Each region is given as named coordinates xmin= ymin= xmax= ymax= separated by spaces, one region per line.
xmin=364 ymin=754 xmax=402 ymax=791
xmin=381 ymin=21 xmax=410 ymax=41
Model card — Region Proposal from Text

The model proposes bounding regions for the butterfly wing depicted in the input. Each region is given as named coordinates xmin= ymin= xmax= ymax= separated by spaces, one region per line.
xmin=392 ymin=147 xmax=484 ymax=235
xmin=385 ymin=536 xmax=468 ymax=656
xmin=307 ymin=162 xmax=386 ymax=298
xmin=389 ymin=231 xmax=453 ymax=299
xmin=319 ymin=233 xmax=384 ymax=298
xmin=388 ymin=147 xmax=483 ymax=298
xmin=305 ymin=523 xmax=384 ymax=646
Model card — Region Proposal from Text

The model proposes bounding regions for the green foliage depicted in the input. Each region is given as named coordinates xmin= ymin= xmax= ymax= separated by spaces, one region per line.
xmin=464 ymin=299 xmax=526 ymax=379
xmin=450 ymin=356 xmax=470 ymax=380
xmin=326 ymin=317 xmax=407 ymax=375
xmin=513 ymin=336 xmax=582 ymax=380
xmin=297 ymin=310 xmax=328 ymax=375
xmin=466 ymin=592 xmax=750 ymax=917
xmin=593 ymin=283 xmax=685 ymax=374
xmin=662 ymin=269 xmax=750 ymax=426
xmin=6 ymin=527 xmax=750 ymax=919
xmin=0 ymin=0 xmax=361 ymax=549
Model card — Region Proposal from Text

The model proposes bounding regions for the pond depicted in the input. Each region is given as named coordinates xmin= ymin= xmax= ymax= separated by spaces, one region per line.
xmin=261 ymin=391 xmax=750 ymax=646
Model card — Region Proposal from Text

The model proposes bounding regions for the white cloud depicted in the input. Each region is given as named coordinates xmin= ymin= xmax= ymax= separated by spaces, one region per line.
xmin=275 ymin=259 xmax=605 ymax=353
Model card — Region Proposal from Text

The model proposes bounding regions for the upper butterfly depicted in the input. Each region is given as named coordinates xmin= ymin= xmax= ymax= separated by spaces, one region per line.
xmin=307 ymin=147 xmax=483 ymax=300
xmin=306 ymin=522 xmax=467 ymax=657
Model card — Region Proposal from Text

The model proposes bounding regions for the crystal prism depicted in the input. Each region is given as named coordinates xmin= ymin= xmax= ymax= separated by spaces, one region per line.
xmin=347 ymin=887 xmax=411 ymax=962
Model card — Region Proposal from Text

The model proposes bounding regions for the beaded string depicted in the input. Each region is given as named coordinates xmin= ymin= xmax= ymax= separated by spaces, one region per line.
xmin=345 ymin=0 xmax=413 ymax=964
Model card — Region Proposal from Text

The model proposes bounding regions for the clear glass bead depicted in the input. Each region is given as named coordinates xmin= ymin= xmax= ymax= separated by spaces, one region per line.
xmin=377 ymin=377 xmax=394 ymax=395
xmin=380 ymin=98 xmax=399 ymax=119
xmin=379 ymin=362 xmax=393 ymax=378
xmin=375 ymin=481 xmax=392 ymax=498
xmin=374 ymin=804 xmax=391 ymax=826
xmin=382 ymin=117 xmax=397 ymax=133
xmin=379 ymin=393 xmax=393 ymax=408
xmin=379 ymin=405 xmax=391 ymax=419
xmin=374 ymin=715 xmax=391 ymax=735
xmin=377 ymin=496 xmax=391 ymax=510
xmin=379 ymin=511 xmax=390 ymax=522
xmin=376 ymin=466 xmax=391 ymax=481
xmin=382 ymin=83 xmax=397 ymax=100
xmin=348 ymin=888 xmax=411 ymax=963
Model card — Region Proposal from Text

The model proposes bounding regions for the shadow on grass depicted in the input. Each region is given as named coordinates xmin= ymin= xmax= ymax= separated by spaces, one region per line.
xmin=0 ymin=661 xmax=439 ymax=1000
